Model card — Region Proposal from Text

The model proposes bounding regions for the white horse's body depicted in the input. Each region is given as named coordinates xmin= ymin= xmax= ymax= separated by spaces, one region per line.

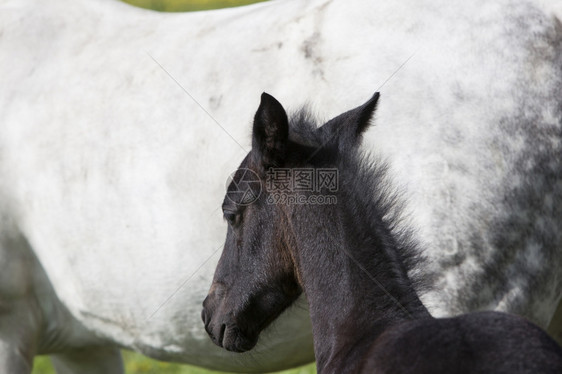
xmin=0 ymin=0 xmax=561 ymax=372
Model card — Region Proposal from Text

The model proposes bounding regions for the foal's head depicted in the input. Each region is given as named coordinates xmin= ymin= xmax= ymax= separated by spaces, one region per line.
xmin=202 ymin=92 xmax=380 ymax=352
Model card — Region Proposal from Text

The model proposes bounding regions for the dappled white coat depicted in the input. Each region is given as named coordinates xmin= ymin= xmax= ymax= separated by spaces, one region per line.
xmin=0 ymin=0 xmax=561 ymax=373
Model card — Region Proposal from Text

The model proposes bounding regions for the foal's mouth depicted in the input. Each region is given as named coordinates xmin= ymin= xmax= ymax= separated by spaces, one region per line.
xmin=219 ymin=324 xmax=258 ymax=353
xmin=202 ymin=305 xmax=259 ymax=352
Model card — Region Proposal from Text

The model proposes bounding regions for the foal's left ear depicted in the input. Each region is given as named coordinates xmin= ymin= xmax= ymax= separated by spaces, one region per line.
xmin=252 ymin=92 xmax=289 ymax=170
xmin=319 ymin=92 xmax=380 ymax=152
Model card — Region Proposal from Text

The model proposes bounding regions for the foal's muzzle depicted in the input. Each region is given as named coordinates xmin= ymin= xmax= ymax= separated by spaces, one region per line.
xmin=201 ymin=293 xmax=258 ymax=353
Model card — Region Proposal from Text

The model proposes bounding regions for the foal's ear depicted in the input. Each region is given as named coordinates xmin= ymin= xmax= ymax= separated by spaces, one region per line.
xmin=251 ymin=92 xmax=289 ymax=170
xmin=320 ymin=92 xmax=380 ymax=151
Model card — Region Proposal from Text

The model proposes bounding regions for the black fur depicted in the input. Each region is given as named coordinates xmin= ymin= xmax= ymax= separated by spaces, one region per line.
xmin=202 ymin=92 xmax=562 ymax=373
xmin=252 ymin=92 xmax=289 ymax=172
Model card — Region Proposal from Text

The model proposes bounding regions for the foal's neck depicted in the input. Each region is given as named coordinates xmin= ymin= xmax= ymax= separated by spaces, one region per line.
xmin=287 ymin=187 xmax=430 ymax=372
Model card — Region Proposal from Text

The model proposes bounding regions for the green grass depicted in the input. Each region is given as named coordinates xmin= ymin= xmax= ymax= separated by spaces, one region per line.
xmin=32 ymin=351 xmax=316 ymax=374
xmin=121 ymin=0 xmax=267 ymax=12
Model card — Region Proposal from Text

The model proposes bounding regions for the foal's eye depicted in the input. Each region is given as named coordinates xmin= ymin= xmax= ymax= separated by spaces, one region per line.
xmin=223 ymin=212 xmax=238 ymax=225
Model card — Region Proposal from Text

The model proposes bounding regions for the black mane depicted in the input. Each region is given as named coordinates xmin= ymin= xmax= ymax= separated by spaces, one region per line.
xmin=204 ymin=92 xmax=562 ymax=373
xmin=284 ymin=107 xmax=428 ymax=296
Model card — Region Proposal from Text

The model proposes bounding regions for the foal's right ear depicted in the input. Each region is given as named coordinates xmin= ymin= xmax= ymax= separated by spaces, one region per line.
xmin=251 ymin=93 xmax=289 ymax=171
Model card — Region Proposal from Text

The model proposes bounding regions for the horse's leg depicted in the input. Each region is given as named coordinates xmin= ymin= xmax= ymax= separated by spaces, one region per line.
xmin=0 ymin=228 xmax=123 ymax=374
xmin=0 ymin=297 xmax=40 ymax=374
xmin=0 ymin=230 xmax=41 ymax=373
xmin=0 ymin=303 xmax=38 ymax=374
xmin=547 ymin=298 xmax=562 ymax=346
xmin=50 ymin=347 xmax=124 ymax=374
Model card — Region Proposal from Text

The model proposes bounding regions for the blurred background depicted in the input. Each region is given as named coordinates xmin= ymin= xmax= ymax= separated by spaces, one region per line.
xmin=121 ymin=0 xmax=268 ymax=12
xmin=31 ymin=0 xmax=316 ymax=373
xmin=33 ymin=351 xmax=315 ymax=374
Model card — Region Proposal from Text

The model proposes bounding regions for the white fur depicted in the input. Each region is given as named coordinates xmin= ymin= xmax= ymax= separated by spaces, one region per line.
xmin=0 ymin=0 xmax=561 ymax=372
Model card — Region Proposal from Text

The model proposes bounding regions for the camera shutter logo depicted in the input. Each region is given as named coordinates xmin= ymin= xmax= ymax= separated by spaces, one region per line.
xmin=225 ymin=168 xmax=262 ymax=206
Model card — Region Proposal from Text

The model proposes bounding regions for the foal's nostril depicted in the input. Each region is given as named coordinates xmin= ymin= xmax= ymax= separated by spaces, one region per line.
xmin=201 ymin=309 xmax=207 ymax=325
xmin=219 ymin=323 xmax=226 ymax=346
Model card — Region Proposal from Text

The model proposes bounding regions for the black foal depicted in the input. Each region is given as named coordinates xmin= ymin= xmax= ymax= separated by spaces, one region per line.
xmin=202 ymin=92 xmax=562 ymax=373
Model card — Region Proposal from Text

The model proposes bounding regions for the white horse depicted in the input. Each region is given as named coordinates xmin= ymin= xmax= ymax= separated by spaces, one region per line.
xmin=0 ymin=0 xmax=561 ymax=373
